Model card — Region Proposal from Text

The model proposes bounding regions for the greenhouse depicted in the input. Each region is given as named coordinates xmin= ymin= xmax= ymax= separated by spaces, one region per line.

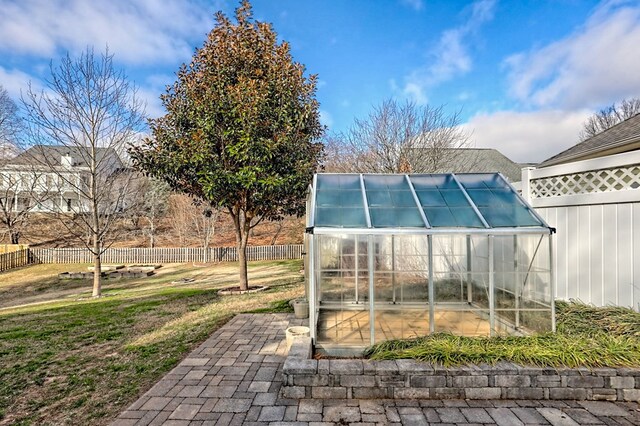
xmin=304 ymin=173 xmax=555 ymax=354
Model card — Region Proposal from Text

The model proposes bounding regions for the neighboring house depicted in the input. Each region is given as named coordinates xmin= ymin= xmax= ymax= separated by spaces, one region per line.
xmin=520 ymin=114 xmax=640 ymax=311
xmin=432 ymin=147 xmax=525 ymax=182
xmin=0 ymin=145 xmax=124 ymax=214
xmin=539 ymin=113 xmax=640 ymax=167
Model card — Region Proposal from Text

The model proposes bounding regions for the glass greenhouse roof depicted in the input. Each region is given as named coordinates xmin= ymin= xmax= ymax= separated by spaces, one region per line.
xmin=311 ymin=173 xmax=551 ymax=231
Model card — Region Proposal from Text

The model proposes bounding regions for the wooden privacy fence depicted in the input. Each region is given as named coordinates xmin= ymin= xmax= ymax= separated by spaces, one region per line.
xmin=29 ymin=244 xmax=304 ymax=264
xmin=0 ymin=249 xmax=33 ymax=272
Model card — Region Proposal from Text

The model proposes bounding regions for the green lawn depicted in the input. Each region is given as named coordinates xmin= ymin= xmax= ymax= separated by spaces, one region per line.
xmin=0 ymin=260 xmax=304 ymax=426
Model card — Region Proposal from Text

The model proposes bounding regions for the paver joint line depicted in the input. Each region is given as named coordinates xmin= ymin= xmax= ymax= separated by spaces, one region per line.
xmin=113 ymin=313 xmax=639 ymax=426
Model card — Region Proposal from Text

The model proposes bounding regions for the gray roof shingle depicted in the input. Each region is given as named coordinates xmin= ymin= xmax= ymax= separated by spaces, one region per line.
xmin=6 ymin=145 xmax=122 ymax=168
xmin=540 ymin=113 xmax=640 ymax=167
xmin=432 ymin=148 xmax=524 ymax=182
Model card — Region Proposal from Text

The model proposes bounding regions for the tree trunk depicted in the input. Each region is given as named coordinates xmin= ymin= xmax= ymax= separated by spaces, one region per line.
xmin=149 ymin=221 xmax=155 ymax=248
xmin=233 ymin=209 xmax=251 ymax=291
xmin=237 ymin=236 xmax=248 ymax=291
xmin=10 ymin=229 xmax=19 ymax=244
xmin=270 ymin=221 xmax=283 ymax=246
xmin=92 ymin=235 xmax=101 ymax=297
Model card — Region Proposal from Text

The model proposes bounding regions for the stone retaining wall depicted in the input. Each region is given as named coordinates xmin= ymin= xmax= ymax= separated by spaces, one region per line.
xmin=281 ymin=339 xmax=640 ymax=402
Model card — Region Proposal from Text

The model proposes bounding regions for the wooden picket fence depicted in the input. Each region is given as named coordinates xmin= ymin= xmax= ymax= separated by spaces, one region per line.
xmin=0 ymin=249 xmax=33 ymax=272
xmin=0 ymin=244 xmax=28 ymax=254
xmin=29 ymin=244 xmax=304 ymax=264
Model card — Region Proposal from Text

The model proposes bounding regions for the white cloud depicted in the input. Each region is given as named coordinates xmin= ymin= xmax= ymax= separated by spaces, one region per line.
xmin=402 ymin=0 xmax=496 ymax=103
xmin=0 ymin=67 xmax=36 ymax=100
xmin=403 ymin=82 xmax=429 ymax=105
xmin=138 ymin=73 xmax=180 ymax=119
xmin=0 ymin=65 xmax=166 ymax=120
xmin=400 ymin=0 xmax=424 ymax=11
xmin=464 ymin=109 xmax=591 ymax=163
xmin=136 ymin=86 xmax=166 ymax=120
xmin=457 ymin=91 xmax=473 ymax=101
xmin=0 ymin=0 xmax=218 ymax=65
xmin=320 ymin=110 xmax=334 ymax=129
xmin=145 ymin=73 xmax=176 ymax=89
xmin=505 ymin=1 xmax=640 ymax=109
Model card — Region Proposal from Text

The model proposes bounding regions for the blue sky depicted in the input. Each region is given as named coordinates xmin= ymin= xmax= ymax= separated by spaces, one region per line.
xmin=1 ymin=0 xmax=640 ymax=162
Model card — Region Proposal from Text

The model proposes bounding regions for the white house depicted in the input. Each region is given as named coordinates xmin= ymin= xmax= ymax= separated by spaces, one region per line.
xmin=0 ymin=145 xmax=124 ymax=214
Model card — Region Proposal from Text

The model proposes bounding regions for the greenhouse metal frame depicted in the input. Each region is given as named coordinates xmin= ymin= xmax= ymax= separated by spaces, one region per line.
xmin=305 ymin=173 xmax=556 ymax=353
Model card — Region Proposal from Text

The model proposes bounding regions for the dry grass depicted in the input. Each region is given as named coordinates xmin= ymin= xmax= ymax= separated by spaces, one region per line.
xmin=364 ymin=301 xmax=640 ymax=368
xmin=0 ymin=259 xmax=303 ymax=425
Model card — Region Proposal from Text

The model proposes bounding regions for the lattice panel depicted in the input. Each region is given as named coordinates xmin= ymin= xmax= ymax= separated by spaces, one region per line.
xmin=530 ymin=164 xmax=640 ymax=198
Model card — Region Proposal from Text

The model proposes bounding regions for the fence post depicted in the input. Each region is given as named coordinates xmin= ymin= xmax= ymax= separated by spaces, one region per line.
xmin=521 ymin=166 xmax=534 ymax=203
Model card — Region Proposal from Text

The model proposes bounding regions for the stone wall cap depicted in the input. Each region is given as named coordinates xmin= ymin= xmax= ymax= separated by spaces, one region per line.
xmin=395 ymin=359 xmax=434 ymax=374
xmin=556 ymin=366 xmax=592 ymax=376
xmin=288 ymin=337 xmax=312 ymax=359
xmin=329 ymin=359 xmax=364 ymax=375
xmin=492 ymin=361 xmax=520 ymax=373
xmin=591 ymin=367 xmax=618 ymax=376
xmin=616 ymin=367 xmax=640 ymax=376
xmin=283 ymin=357 xmax=317 ymax=374
xmin=374 ymin=360 xmax=399 ymax=374
xmin=318 ymin=359 xmax=330 ymax=375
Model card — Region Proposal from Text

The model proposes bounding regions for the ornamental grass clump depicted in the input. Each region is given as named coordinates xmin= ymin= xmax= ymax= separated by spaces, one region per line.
xmin=363 ymin=301 xmax=640 ymax=367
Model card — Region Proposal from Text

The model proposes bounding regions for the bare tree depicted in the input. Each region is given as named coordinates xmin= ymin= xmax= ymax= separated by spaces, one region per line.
xmin=0 ymin=86 xmax=55 ymax=243
xmin=0 ymin=166 xmax=53 ymax=244
xmin=22 ymin=48 xmax=145 ymax=297
xmin=322 ymin=134 xmax=360 ymax=173
xmin=580 ymin=97 xmax=640 ymax=141
xmin=329 ymin=99 xmax=471 ymax=173
xmin=127 ymin=175 xmax=171 ymax=248
xmin=0 ymin=85 xmax=22 ymax=159
xmin=168 ymin=194 xmax=219 ymax=260
xmin=168 ymin=194 xmax=191 ymax=246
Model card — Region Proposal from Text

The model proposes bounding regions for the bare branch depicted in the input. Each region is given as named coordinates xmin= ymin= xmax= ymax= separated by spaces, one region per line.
xmin=579 ymin=97 xmax=640 ymax=141
xmin=326 ymin=99 xmax=471 ymax=173
xmin=0 ymin=86 xmax=22 ymax=158
xmin=20 ymin=47 xmax=146 ymax=296
xmin=168 ymin=194 xmax=219 ymax=253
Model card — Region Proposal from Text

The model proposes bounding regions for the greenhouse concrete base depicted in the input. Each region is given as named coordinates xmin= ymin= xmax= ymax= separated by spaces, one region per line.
xmin=282 ymin=338 xmax=640 ymax=402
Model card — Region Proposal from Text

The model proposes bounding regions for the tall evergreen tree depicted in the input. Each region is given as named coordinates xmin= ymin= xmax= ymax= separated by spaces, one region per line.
xmin=131 ymin=1 xmax=324 ymax=290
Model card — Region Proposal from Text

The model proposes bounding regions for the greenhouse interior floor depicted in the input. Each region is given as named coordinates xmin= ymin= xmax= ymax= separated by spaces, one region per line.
xmin=316 ymin=308 xmax=491 ymax=346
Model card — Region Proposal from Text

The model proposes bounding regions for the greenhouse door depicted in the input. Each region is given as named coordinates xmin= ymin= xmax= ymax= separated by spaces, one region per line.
xmin=315 ymin=234 xmax=371 ymax=347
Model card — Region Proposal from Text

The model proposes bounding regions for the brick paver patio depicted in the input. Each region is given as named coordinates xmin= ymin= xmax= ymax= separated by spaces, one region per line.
xmin=113 ymin=313 xmax=640 ymax=425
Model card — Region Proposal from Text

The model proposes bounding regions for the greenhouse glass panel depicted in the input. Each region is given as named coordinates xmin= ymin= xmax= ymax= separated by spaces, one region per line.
xmin=308 ymin=173 xmax=555 ymax=355
xmin=372 ymin=235 xmax=429 ymax=305
xmin=314 ymin=175 xmax=367 ymax=228
xmin=458 ymin=173 xmax=545 ymax=228
xmin=415 ymin=190 xmax=446 ymax=206
xmin=363 ymin=174 xmax=424 ymax=228
xmin=492 ymin=234 xmax=553 ymax=334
